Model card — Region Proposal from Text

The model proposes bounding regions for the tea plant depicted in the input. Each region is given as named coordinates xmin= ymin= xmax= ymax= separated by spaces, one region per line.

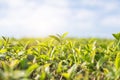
xmin=0 ymin=32 xmax=120 ymax=80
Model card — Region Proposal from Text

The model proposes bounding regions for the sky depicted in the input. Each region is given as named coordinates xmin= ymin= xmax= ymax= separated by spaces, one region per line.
xmin=0 ymin=0 xmax=120 ymax=38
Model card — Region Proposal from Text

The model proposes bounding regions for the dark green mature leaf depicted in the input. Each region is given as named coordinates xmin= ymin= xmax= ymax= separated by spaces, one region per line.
xmin=112 ymin=32 xmax=120 ymax=40
xmin=2 ymin=36 xmax=6 ymax=41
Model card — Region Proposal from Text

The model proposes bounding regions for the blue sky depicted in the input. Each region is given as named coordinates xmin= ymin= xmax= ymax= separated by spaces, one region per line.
xmin=0 ymin=0 xmax=120 ymax=38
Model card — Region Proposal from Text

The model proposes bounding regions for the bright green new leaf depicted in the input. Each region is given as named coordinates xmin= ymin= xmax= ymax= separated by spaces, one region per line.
xmin=115 ymin=53 xmax=120 ymax=70
xmin=49 ymin=35 xmax=61 ymax=42
xmin=62 ymin=32 xmax=68 ymax=39
xmin=25 ymin=63 xmax=39 ymax=77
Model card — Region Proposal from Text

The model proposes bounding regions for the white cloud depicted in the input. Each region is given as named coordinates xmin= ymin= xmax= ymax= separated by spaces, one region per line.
xmin=0 ymin=0 xmax=120 ymax=38
xmin=79 ymin=0 xmax=98 ymax=7
xmin=103 ymin=2 xmax=118 ymax=12
xmin=73 ymin=9 xmax=97 ymax=30
xmin=77 ymin=0 xmax=120 ymax=29
xmin=100 ymin=15 xmax=120 ymax=27
xmin=75 ymin=9 xmax=96 ymax=20
xmin=0 ymin=0 xmax=70 ymax=37
xmin=44 ymin=0 xmax=68 ymax=7
xmin=80 ymin=0 xmax=119 ymax=12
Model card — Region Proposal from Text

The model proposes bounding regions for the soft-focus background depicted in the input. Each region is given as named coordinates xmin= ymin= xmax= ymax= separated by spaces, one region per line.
xmin=0 ymin=0 xmax=120 ymax=38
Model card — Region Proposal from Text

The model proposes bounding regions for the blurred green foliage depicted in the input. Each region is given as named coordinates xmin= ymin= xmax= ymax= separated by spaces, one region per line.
xmin=0 ymin=33 xmax=120 ymax=80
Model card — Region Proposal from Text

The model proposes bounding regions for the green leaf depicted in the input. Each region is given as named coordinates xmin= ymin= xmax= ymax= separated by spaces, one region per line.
xmin=68 ymin=64 xmax=77 ymax=75
xmin=115 ymin=53 xmax=120 ymax=70
xmin=19 ymin=58 xmax=29 ymax=69
xmin=62 ymin=64 xmax=78 ymax=79
xmin=57 ymin=61 xmax=63 ymax=73
xmin=44 ymin=64 xmax=50 ymax=74
xmin=112 ymin=32 xmax=120 ymax=40
xmin=27 ymin=54 xmax=35 ymax=61
xmin=62 ymin=32 xmax=68 ymax=38
xmin=0 ymin=49 xmax=7 ymax=53
xmin=1 ymin=61 xmax=10 ymax=72
xmin=96 ymin=57 xmax=106 ymax=70
xmin=62 ymin=73 xmax=69 ymax=80
xmin=49 ymin=35 xmax=61 ymax=42
xmin=25 ymin=63 xmax=39 ymax=77
xmin=40 ymin=71 xmax=46 ymax=80
xmin=2 ymin=36 xmax=6 ymax=41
